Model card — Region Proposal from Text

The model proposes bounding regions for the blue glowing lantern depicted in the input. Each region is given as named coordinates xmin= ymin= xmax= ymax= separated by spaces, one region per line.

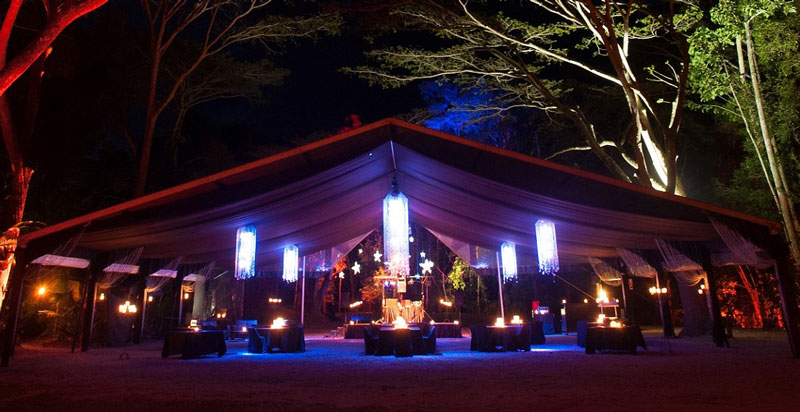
xmin=283 ymin=245 xmax=299 ymax=283
xmin=383 ymin=189 xmax=410 ymax=278
xmin=500 ymin=241 xmax=518 ymax=282
xmin=235 ymin=225 xmax=257 ymax=280
xmin=535 ymin=219 xmax=559 ymax=275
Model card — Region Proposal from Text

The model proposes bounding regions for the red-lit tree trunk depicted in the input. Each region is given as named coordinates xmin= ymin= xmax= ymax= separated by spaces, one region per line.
xmin=0 ymin=0 xmax=107 ymax=367
xmin=737 ymin=265 xmax=764 ymax=328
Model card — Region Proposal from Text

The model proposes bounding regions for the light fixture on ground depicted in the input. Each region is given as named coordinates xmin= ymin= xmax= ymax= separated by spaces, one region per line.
xmin=283 ymin=245 xmax=299 ymax=282
xmin=535 ymin=219 xmax=559 ymax=276
xmin=500 ymin=241 xmax=518 ymax=282
xmin=235 ymin=225 xmax=257 ymax=280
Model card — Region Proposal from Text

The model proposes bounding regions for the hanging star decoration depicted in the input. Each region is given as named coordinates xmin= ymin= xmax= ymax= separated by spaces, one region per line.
xmin=373 ymin=251 xmax=382 ymax=262
xmin=420 ymin=259 xmax=434 ymax=275
xmin=352 ymin=261 xmax=361 ymax=275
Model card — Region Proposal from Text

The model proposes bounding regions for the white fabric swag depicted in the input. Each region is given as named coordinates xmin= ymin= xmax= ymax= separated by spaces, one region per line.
xmin=97 ymin=247 xmax=143 ymax=290
xmin=709 ymin=217 xmax=774 ymax=269
xmin=654 ymin=239 xmax=705 ymax=286
xmin=616 ymin=248 xmax=656 ymax=278
xmin=588 ymin=257 xmax=623 ymax=287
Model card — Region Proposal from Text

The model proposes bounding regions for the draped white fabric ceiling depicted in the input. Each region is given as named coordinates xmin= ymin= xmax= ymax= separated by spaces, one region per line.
xmin=20 ymin=119 xmax=779 ymax=271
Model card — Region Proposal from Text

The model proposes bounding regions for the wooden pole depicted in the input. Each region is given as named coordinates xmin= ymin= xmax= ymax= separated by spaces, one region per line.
xmin=619 ymin=277 xmax=628 ymax=320
xmin=300 ymin=256 xmax=306 ymax=325
xmin=139 ymin=290 xmax=148 ymax=342
xmin=496 ymin=251 xmax=504 ymax=320
xmin=177 ymin=284 xmax=184 ymax=326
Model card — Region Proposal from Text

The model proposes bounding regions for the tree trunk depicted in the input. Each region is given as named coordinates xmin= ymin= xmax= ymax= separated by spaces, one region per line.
xmin=744 ymin=22 xmax=800 ymax=264
xmin=676 ymin=278 xmax=712 ymax=337
xmin=737 ymin=266 xmax=763 ymax=328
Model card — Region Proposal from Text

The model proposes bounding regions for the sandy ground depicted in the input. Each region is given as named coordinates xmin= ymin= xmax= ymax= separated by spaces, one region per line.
xmin=1 ymin=328 xmax=798 ymax=412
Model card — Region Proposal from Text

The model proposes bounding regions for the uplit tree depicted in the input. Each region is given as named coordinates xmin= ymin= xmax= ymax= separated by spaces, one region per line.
xmin=0 ymin=0 xmax=107 ymax=309
xmin=133 ymin=0 xmax=341 ymax=196
xmin=688 ymin=0 xmax=800 ymax=263
xmin=0 ymin=0 xmax=107 ymax=366
xmin=347 ymin=0 xmax=699 ymax=194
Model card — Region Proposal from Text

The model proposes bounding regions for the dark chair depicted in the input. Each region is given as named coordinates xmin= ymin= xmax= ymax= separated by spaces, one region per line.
xmin=247 ymin=328 xmax=265 ymax=353
xmin=423 ymin=325 xmax=436 ymax=354
xmin=363 ymin=325 xmax=379 ymax=355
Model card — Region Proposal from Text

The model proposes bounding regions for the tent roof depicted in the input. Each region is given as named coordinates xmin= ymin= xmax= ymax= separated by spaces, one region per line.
xmin=21 ymin=118 xmax=779 ymax=267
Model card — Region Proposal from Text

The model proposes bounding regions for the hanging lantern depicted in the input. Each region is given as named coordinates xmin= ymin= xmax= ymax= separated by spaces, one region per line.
xmin=283 ymin=245 xmax=299 ymax=282
xmin=500 ymin=241 xmax=518 ymax=282
xmin=383 ymin=189 xmax=410 ymax=278
xmin=535 ymin=219 xmax=559 ymax=275
xmin=235 ymin=225 xmax=257 ymax=280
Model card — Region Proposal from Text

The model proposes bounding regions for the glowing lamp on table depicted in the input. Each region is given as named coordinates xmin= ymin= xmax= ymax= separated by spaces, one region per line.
xmin=393 ymin=316 xmax=408 ymax=329
xmin=271 ymin=317 xmax=287 ymax=328
xmin=511 ymin=315 xmax=522 ymax=325
xmin=495 ymin=317 xmax=505 ymax=327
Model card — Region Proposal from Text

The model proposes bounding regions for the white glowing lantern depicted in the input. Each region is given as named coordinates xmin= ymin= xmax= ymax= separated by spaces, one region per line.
xmin=383 ymin=190 xmax=410 ymax=278
xmin=283 ymin=245 xmax=299 ymax=283
xmin=235 ymin=225 xmax=257 ymax=280
xmin=500 ymin=241 xmax=518 ymax=282
xmin=393 ymin=316 xmax=408 ymax=329
xmin=495 ymin=317 xmax=505 ymax=327
xmin=535 ymin=219 xmax=559 ymax=275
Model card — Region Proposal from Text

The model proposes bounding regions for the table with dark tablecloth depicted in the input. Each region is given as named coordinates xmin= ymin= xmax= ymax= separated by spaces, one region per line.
xmin=576 ymin=321 xmax=602 ymax=347
xmin=255 ymin=325 xmax=305 ymax=353
xmin=162 ymin=330 xmax=226 ymax=359
xmin=375 ymin=327 xmax=423 ymax=357
xmin=344 ymin=323 xmax=371 ymax=339
xmin=432 ymin=322 xmax=462 ymax=338
xmin=471 ymin=323 xmax=544 ymax=352
xmin=585 ymin=325 xmax=647 ymax=354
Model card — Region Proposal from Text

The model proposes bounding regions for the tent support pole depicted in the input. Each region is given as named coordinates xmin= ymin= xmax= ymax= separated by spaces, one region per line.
xmin=768 ymin=235 xmax=800 ymax=358
xmin=177 ymin=284 xmax=184 ymax=326
xmin=496 ymin=251 xmax=504 ymax=320
xmin=619 ymin=277 xmax=628 ymax=320
xmin=301 ymin=256 xmax=306 ymax=325
xmin=139 ymin=290 xmax=148 ymax=343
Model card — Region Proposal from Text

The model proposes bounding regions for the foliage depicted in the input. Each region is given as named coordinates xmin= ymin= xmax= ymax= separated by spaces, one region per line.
xmin=688 ymin=0 xmax=800 ymax=260
xmin=346 ymin=0 xmax=701 ymax=193
xmin=716 ymin=266 xmax=784 ymax=328
xmin=416 ymin=81 xmax=530 ymax=149
xmin=446 ymin=257 xmax=469 ymax=291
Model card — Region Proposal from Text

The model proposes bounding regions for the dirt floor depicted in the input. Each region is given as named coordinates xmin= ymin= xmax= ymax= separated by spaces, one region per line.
xmin=1 ymin=327 xmax=798 ymax=412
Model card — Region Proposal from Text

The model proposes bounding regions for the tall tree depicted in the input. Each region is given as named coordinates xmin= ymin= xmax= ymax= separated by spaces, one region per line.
xmin=133 ymin=0 xmax=340 ymax=196
xmin=167 ymin=52 xmax=288 ymax=168
xmin=347 ymin=0 xmax=699 ymax=194
xmin=0 ymin=0 xmax=107 ymax=366
xmin=0 ymin=0 xmax=107 ymax=308
xmin=689 ymin=0 xmax=800 ymax=263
